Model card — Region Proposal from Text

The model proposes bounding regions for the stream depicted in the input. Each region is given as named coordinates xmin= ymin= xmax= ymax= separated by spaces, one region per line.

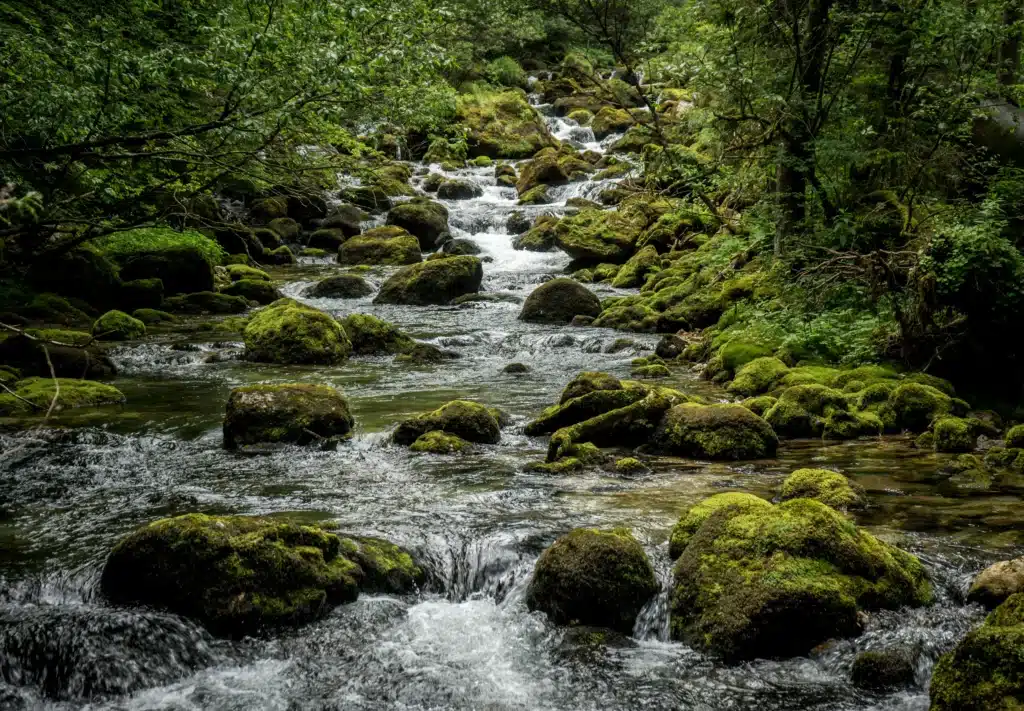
xmin=0 ymin=96 xmax=1015 ymax=711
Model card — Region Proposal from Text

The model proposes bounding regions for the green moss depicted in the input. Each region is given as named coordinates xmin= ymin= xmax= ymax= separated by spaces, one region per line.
xmin=340 ymin=313 xmax=415 ymax=355
xmin=856 ymin=381 xmax=898 ymax=409
xmin=850 ymin=649 xmax=916 ymax=690
xmin=652 ymin=403 xmax=778 ymax=460
xmin=888 ymin=383 xmax=952 ymax=431
xmin=932 ymin=416 xmax=976 ymax=453
xmin=243 ymin=299 xmax=351 ymax=365
xmin=525 ymin=388 xmax=648 ymax=436
xmin=610 ymin=245 xmax=660 ymax=288
xmin=0 ymin=377 xmax=125 ymax=417
xmin=92 ymin=310 xmax=146 ymax=341
xmin=741 ymin=396 xmax=777 ymax=417
xmin=568 ymin=109 xmax=593 ymax=126
xmin=614 ymin=457 xmax=647 ymax=474
xmin=525 ymin=528 xmax=659 ymax=633
xmin=728 ymin=357 xmax=789 ymax=397
xmin=220 ymin=279 xmax=282 ymax=305
xmin=24 ymin=328 xmax=92 ymax=346
xmin=720 ymin=342 xmax=774 ymax=372
xmin=95 ymin=227 xmax=225 ymax=267
xmin=823 ymin=409 xmax=883 ymax=439
xmin=164 ymin=291 xmax=249 ymax=315
xmin=779 ymin=469 xmax=866 ymax=510
xmin=764 ymin=398 xmax=822 ymax=438
xmin=591 ymin=106 xmax=634 ymax=139
xmin=560 ymin=371 xmax=623 ymax=404
xmin=777 ymin=383 xmax=849 ymax=415
xmin=226 ymin=264 xmax=271 ymax=282
xmin=456 ymin=90 xmax=556 ymax=158
xmin=517 ymin=185 xmax=551 ymax=205
xmin=670 ymin=497 xmax=933 ymax=661
xmin=1006 ymin=424 xmax=1024 ymax=449
xmin=223 ymin=383 xmax=354 ymax=449
xmin=930 ymin=592 xmax=1024 ymax=711
xmin=668 ymin=492 xmax=772 ymax=559
xmin=410 ymin=430 xmax=471 ymax=454
xmin=393 ymin=400 xmax=501 ymax=446
xmin=337 ymin=535 xmax=426 ymax=594
xmin=338 ymin=227 xmax=422 ymax=266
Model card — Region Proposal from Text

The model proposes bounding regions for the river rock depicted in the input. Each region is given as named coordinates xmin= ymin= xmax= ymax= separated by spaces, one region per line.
xmin=337 ymin=226 xmax=422 ymax=266
xmin=930 ymin=593 xmax=1024 ymax=710
xmin=223 ymin=383 xmax=354 ymax=449
xmin=163 ymin=291 xmax=249 ymax=315
xmin=100 ymin=514 xmax=424 ymax=637
xmin=516 ymin=154 xmax=569 ymax=195
xmin=409 ymin=430 xmax=471 ymax=454
xmin=506 ymin=211 xmax=531 ymax=235
xmin=0 ymin=377 xmax=126 ymax=417
xmin=220 ymin=278 xmax=283 ymax=305
xmin=457 ymin=90 xmax=556 ymax=158
xmin=340 ymin=313 xmax=415 ymax=355
xmin=968 ymin=558 xmax=1024 ymax=609
xmin=670 ymin=496 xmax=933 ymax=661
xmin=393 ymin=400 xmax=501 ymax=445
xmin=0 ymin=334 xmax=116 ymax=380
xmin=525 ymin=528 xmax=659 ymax=633
xmin=116 ymin=244 xmax=216 ymax=295
xmin=92 ymin=310 xmax=146 ymax=341
xmin=850 ymin=648 xmax=917 ymax=690
xmin=374 ymin=256 xmax=483 ymax=305
xmin=436 ymin=179 xmax=483 ymax=200
xmin=320 ymin=204 xmax=365 ymax=236
xmin=118 ymin=278 xmax=164 ymax=311
xmin=243 ymin=298 xmax=351 ymax=364
xmin=442 ymin=238 xmax=482 ymax=256
xmin=305 ymin=228 xmax=348 ymax=251
xmin=386 ymin=199 xmax=450 ymax=250
xmin=651 ymin=403 xmax=778 ymax=460
xmin=303 ymin=274 xmax=374 ymax=299
xmin=519 ymin=278 xmax=601 ymax=324
xmin=513 ymin=216 xmax=559 ymax=251
xmin=778 ymin=468 xmax=866 ymax=510
xmin=655 ymin=334 xmax=687 ymax=359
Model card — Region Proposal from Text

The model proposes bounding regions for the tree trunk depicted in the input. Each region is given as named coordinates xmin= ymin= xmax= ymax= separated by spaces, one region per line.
xmin=999 ymin=2 xmax=1022 ymax=92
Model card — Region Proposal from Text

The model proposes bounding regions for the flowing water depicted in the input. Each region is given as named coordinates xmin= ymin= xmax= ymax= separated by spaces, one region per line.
xmin=0 ymin=104 xmax=1017 ymax=711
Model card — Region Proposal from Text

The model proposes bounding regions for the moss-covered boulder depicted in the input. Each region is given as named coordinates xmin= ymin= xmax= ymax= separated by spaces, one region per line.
xmin=340 ymin=185 xmax=392 ymax=213
xmin=0 ymin=377 xmax=126 ymax=417
xmin=610 ymin=245 xmax=660 ymax=288
xmin=779 ymin=468 xmax=866 ymax=510
xmin=850 ymin=648 xmax=917 ymax=690
xmin=409 ymin=430 xmax=471 ymax=454
xmin=727 ymin=357 xmax=789 ymax=397
xmin=261 ymin=245 xmax=297 ymax=266
xmin=132 ymin=308 xmax=177 ymax=325
xmin=513 ymin=216 xmax=559 ymax=252
xmin=456 ymin=90 xmax=556 ymax=158
xmin=515 ymin=154 xmax=569 ymax=195
xmin=320 ymin=205 xmax=365 ymax=236
xmin=1006 ymin=425 xmax=1024 ymax=449
xmin=220 ymin=279 xmax=283 ymax=305
xmin=303 ymin=274 xmax=374 ymax=299
xmin=889 ymin=383 xmax=952 ymax=431
xmin=164 ymin=291 xmax=249 ymax=315
xmin=243 ymin=299 xmax=351 ymax=365
xmin=28 ymin=246 xmax=122 ymax=311
xmin=652 ymin=403 xmax=778 ymax=460
xmin=670 ymin=497 xmax=933 ymax=661
xmin=436 ymin=179 xmax=483 ymax=200
xmin=98 ymin=228 xmax=223 ymax=295
xmin=268 ymin=217 xmax=300 ymax=241
xmin=933 ymin=416 xmax=977 ymax=453
xmin=226 ymin=264 xmax=271 ymax=282
xmin=337 ymin=226 xmax=422 ymax=266
xmin=0 ymin=333 xmax=115 ymax=380
xmin=591 ymin=107 xmax=634 ymax=139
xmin=930 ymin=593 xmax=1024 ymax=711
xmin=553 ymin=197 xmax=661 ymax=264
xmin=340 ymin=313 xmax=415 ymax=355
xmin=223 ymin=383 xmax=354 ymax=449
xmin=968 ymin=558 xmax=1024 ymax=609
xmin=393 ymin=400 xmax=501 ymax=446
xmin=519 ymin=278 xmax=601 ymax=324
xmin=560 ymin=371 xmax=623 ymax=404
xmin=304 ymin=229 xmax=347 ymax=252
xmin=374 ymin=256 xmax=483 ymax=306
xmin=92 ymin=310 xmax=146 ymax=341
xmin=525 ymin=387 xmax=648 ymax=436
xmin=100 ymin=514 xmax=421 ymax=637
xmin=525 ymin=528 xmax=659 ymax=633
xmin=385 ymin=199 xmax=450 ymax=250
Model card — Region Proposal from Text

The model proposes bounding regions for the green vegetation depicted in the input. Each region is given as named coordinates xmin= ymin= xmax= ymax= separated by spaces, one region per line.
xmin=223 ymin=383 xmax=354 ymax=449
xmin=243 ymin=299 xmax=352 ymax=365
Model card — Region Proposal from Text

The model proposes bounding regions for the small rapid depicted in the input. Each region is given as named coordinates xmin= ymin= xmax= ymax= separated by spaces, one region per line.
xmin=0 ymin=94 xmax=1012 ymax=711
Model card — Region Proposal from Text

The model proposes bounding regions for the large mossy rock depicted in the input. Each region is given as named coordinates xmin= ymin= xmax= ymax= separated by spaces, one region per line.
xmin=525 ymin=528 xmax=659 ymax=633
xmin=436 ymin=179 xmax=483 ymax=201
xmin=778 ymin=468 xmax=866 ymax=510
xmin=220 ymin=279 xmax=283 ymax=305
xmin=651 ymin=403 xmax=778 ymax=460
xmin=0 ymin=334 xmax=116 ymax=380
xmin=223 ymin=383 xmax=354 ymax=449
xmin=668 ymin=492 xmax=771 ymax=560
xmin=92 ymin=310 xmax=146 ymax=341
xmin=303 ymin=274 xmax=374 ymax=299
xmin=456 ymin=90 xmax=557 ymax=158
xmin=670 ymin=496 xmax=933 ymax=661
xmin=28 ymin=246 xmax=122 ymax=310
xmin=97 ymin=228 xmax=223 ymax=295
xmin=519 ymin=278 xmax=601 ymax=324
xmin=163 ymin=291 xmax=249 ymax=315
xmin=340 ymin=313 xmax=415 ymax=355
xmin=393 ymin=400 xmax=501 ymax=446
xmin=515 ymin=154 xmax=570 ymax=195
xmin=385 ymin=199 xmax=450 ymax=250
xmin=374 ymin=256 xmax=483 ymax=306
xmin=100 ymin=514 xmax=423 ymax=637
xmin=930 ymin=593 xmax=1024 ymax=711
xmin=0 ymin=377 xmax=126 ymax=417
xmin=553 ymin=197 xmax=666 ymax=264
xmin=337 ymin=226 xmax=422 ymax=266
xmin=243 ymin=299 xmax=351 ymax=365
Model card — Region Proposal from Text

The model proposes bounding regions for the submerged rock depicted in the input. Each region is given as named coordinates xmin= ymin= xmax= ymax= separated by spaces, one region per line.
xmin=243 ymin=299 xmax=351 ymax=365
xmin=223 ymin=383 xmax=354 ymax=449
xmin=374 ymin=256 xmax=483 ymax=305
xmin=409 ymin=430 xmax=471 ymax=454
xmin=393 ymin=400 xmax=501 ymax=446
xmin=519 ymin=278 xmax=601 ymax=324
xmin=850 ymin=648 xmax=917 ymax=690
xmin=651 ymin=403 xmax=778 ymax=460
xmin=525 ymin=528 xmax=659 ymax=633
xmin=930 ymin=593 xmax=1024 ymax=711
xmin=670 ymin=496 xmax=933 ymax=661
xmin=100 ymin=514 xmax=422 ymax=637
